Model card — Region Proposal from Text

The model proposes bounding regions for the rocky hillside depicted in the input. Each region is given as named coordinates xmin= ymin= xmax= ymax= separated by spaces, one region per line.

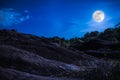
xmin=0 ymin=29 xmax=120 ymax=80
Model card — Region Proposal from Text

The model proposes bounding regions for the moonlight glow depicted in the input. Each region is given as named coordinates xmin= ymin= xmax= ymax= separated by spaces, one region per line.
xmin=93 ymin=10 xmax=105 ymax=22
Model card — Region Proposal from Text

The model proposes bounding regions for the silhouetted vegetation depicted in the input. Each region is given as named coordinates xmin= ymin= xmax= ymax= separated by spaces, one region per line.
xmin=48 ymin=23 xmax=120 ymax=49
xmin=83 ymin=25 xmax=120 ymax=42
xmin=0 ymin=23 xmax=120 ymax=80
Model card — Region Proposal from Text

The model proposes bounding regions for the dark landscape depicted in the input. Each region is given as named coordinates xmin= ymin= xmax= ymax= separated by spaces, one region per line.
xmin=0 ymin=0 xmax=120 ymax=80
xmin=0 ymin=25 xmax=120 ymax=80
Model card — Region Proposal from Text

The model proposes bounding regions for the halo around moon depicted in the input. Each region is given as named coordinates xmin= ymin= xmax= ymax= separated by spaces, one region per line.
xmin=93 ymin=10 xmax=105 ymax=22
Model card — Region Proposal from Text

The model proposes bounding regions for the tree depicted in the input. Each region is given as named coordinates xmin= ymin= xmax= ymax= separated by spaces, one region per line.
xmin=83 ymin=31 xmax=99 ymax=41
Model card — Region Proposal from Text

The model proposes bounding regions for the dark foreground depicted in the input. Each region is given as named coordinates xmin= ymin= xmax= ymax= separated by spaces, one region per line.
xmin=0 ymin=29 xmax=120 ymax=80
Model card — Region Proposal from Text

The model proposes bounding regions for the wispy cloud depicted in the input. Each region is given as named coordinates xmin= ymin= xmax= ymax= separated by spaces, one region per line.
xmin=81 ymin=16 xmax=116 ymax=32
xmin=0 ymin=8 xmax=30 ymax=28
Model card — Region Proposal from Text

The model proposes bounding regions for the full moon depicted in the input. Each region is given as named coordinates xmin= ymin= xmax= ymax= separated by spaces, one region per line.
xmin=93 ymin=10 xmax=105 ymax=22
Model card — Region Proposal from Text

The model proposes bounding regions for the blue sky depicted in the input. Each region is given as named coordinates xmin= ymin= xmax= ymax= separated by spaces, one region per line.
xmin=0 ymin=0 xmax=120 ymax=39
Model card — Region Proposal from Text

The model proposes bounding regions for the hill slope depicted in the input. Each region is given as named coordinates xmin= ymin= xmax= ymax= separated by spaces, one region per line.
xmin=0 ymin=29 xmax=120 ymax=80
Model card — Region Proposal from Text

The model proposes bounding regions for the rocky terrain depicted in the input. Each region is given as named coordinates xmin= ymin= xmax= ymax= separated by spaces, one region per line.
xmin=0 ymin=29 xmax=120 ymax=80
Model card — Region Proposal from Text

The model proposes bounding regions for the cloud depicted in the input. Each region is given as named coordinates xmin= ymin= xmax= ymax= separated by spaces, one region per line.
xmin=81 ymin=16 xmax=114 ymax=32
xmin=0 ymin=8 xmax=30 ymax=28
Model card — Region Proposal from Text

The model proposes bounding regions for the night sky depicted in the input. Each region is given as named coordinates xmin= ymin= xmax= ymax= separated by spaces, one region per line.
xmin=0 ymin=0 xmax=120 ymax=39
